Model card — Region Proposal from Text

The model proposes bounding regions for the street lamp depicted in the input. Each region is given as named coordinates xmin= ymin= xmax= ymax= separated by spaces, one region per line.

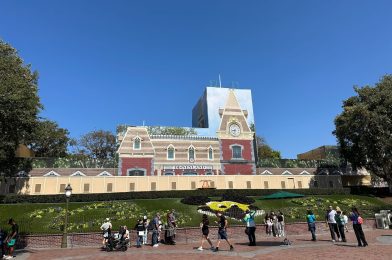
xmin=61 ymin=184 xmax=72 ymax=248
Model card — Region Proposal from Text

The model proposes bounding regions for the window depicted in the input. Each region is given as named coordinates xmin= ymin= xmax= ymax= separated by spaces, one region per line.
xmin=183 ymin=172 xmax=198 ymax=176
xmin=167 ymin=145 xmax=175 ymax=160
xmin=164 ymin=172 xmax=174 ymax=176
xmin=151 ymin=182 xmax=156 ymax=191
xmin=59 ymin=184 xmax=66 ymax=193
xmin=129 ymin=183 xmax=135 ymax=191
xmin=84 ymin=183 xmax=90 ymax=193
xmin=128 ymin=169 xmax=146 ymax=176
xmin=232 ymin=145 xmax=242 ymax=159
xmin=298 ymin=181 xmax=302 ymax=189
xmin=329 ymin=181 xmax=334 ymax=188
xmin=133 ymin=137 xmax=141 ymax=150
xmin=34 ymin=184 xmax=42 ymax=193
xmin=281 ymin=181 xmax=286 ymax=189
xmin=171 ymin=182 xmax=177 ymax=190
xmin=8 ymin=184 xmax=16 ymax=194
xmin=264 ymin=181 xmax=269 ymax=189
xmin=208 ymin=147 xmax=213 ymax=160
xmin=313 ymin=181 xmax=318 ymax=188
xmin=210 ymin=181 xmax=215 ymax=188
xmin=246 ymin=181 xmax=251 ymax=189
xmin=188 ymin=146 xmax=195 ymax=161
xmin=191 ymin=181 xmax=196 ymax=189
xmin=107 ymin=183 xmax=113 ymax=192
xmin=205 ymin=172 xmax=213 ymax=175
xmin=228 ymin=181 xmax=233 ymax=189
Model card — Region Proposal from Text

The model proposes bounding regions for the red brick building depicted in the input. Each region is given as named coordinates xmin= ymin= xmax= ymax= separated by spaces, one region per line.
xmin=117 ymin=88 xmax=256 ymax=176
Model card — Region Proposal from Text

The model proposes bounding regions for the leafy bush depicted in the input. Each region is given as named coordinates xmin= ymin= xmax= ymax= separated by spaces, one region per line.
xmin=180 ymin=196 xmax=211 ymax=205
xmin=1 ymin=188 xmax=350 ymax=204
xmin=221 ymin=192 xmax=255 ymax=204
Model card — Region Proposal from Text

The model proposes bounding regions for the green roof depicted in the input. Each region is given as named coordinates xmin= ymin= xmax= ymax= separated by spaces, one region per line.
xmin=262 ymin=191 xmax=305 ymax=199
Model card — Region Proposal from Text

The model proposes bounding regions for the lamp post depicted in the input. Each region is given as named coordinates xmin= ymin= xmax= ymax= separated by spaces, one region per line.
xmin=61 ymin=184 xmax=72 ymax=248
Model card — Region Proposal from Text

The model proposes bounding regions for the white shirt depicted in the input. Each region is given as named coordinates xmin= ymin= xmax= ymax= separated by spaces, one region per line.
xmin=327 ymin=210 xmax=337 ymax=223
xmin=100 ymin=222 xmax=112 ymax=231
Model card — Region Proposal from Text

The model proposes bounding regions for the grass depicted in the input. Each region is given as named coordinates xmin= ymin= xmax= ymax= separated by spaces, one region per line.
xmin=0 ymin=195 xmax=390 ymax=234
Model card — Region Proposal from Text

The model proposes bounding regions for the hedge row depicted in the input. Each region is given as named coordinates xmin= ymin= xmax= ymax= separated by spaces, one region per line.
xmin=0 ymin=188 xmax=350 ymax=204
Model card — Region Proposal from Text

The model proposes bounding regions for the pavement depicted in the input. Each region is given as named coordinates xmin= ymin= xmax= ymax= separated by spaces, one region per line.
xmin=12 ymin=229 xmax=392 ymax=260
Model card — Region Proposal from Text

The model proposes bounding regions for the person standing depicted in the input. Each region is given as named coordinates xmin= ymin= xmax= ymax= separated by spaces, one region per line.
xmin=350 ymin=207 xmax=368 ymax=247
xmin=306 ymin=210 xmax=317 ymax=241
xmin=0 ymin=227 xmax=6 ymax=259
xmin=100 ymin=218 xmax=112 ymax=248
xmin=142 ymin=216 xmax=148 ymax=245
xmin=243 ymin=209 xmax=256 ymax=246
xmin=335 ymin=210 xmax=347 ymax=242
xmin=152 ymin=213 xmax=161 ymax=247
xmin=277 ymin=211 xmax=285 ymax=237
xmin=135 ymin=219 xmax=145 ymax=248
xmin=167 ymin=209 xmax=177 ymax=243
xmin=197 ymin=214 xmax=214 ymax=251
xmin=325 ymin=206 xmax=340 ymax=242
xmin=214 ymin=212 xmax=234 ymax=252
xmin=270 ymin=211 xmax=278 ymax=237
xmin=4 ymin=219 xmax=18 ymax=260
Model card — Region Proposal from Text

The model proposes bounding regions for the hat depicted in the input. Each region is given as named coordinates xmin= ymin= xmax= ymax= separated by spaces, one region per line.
xmin=143 ymin=215 xmax=147 ymax=220
xmin=336 ymin=206 xmax=341 ymax=212
xmin=105 ymin=218 xmax=110 ymax=222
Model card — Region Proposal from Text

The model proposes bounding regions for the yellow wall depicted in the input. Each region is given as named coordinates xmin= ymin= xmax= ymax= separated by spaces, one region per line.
xmin=0 ymin=175 xmax=343 ymax=195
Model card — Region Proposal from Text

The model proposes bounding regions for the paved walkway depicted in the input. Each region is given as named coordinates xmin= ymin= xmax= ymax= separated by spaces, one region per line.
xmin=14 ymin=229 xmax=392 ymax=260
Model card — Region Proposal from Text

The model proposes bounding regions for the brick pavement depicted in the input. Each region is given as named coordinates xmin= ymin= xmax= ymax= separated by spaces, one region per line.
xmin=14 ymin=228 xmax=392 ymax=260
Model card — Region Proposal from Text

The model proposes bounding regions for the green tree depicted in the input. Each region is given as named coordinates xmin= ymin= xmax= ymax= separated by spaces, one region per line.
xmin=255 ymin=135 xmax=281 ymax=159
xmin=28 ymin=119 xmax=70 ymax=157
xmin=147 ymin=126 xmax=197 ymax=135
xmin=70 ymin=130 xmax=117 ymax=168
xmin=0 ymin=39 xmax=42 ymax=176
xmin=334 ymin=75 xmax=392 ymax=191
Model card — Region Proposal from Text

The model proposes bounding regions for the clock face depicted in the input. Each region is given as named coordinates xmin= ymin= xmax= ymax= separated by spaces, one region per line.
xmin=229 ymin=124 xmax=241 ymax=137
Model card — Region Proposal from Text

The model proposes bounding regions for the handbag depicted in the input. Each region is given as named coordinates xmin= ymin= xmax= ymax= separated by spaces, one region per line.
xmin=357 ymin=216 xmax=363 ymax=225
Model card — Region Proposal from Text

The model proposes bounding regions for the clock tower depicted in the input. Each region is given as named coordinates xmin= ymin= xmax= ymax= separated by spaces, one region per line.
xmin=217 ymin=89 xmax=256 ymax=175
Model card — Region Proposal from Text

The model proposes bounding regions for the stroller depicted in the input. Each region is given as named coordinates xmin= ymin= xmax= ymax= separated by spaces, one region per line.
xmin=106 ymin=229 xmax=129 ymax=251
xmin=163 ymin=224 xmax=176 ymax=245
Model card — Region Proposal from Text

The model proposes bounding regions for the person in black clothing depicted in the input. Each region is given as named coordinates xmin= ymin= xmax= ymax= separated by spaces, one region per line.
xmin=4 ymin=219 xmax=18 ymax=260
xmin=0 ymin=227 xmax=6 ymax=258
xmin=197 ymin=214 xmax=213 ymax=251
xmin=135 ymin=219 xmax=145 ymax=248
xmin=214 ymin=212 xmax=234 ymax=252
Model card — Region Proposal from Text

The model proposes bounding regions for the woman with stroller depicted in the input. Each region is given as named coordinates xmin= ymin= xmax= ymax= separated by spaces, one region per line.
xmin=197 ymin=214 xmax=214 ymax=251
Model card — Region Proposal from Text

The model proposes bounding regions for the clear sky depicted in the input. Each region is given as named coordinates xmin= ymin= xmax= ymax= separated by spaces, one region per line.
xmin=1 ymin=0 xmax=392 ymax=158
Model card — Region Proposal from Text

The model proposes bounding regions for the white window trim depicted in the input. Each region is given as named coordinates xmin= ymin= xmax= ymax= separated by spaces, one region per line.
xmin=299 ymin=170 xmax=310 ymax=175
xmin=282 ymin=170 xmax=293 ymax=175
xmin=207 ymin=146 xmax=214 ymax=160
xmin=70 ymin=171 xmax=86 ymax=177
xmin=229 ymin=144 xmax=244 ymax=159
xmin=43 ymin=170 xmax=60 ymax=177
xmin=133 ymin=136 xmax=142 ymax=150
xmin=261 ymin=170 xmax=273 ymax=175
xmin=188 ymin=145 xmax=196 ymax=161
xmin=167 ymin=144 xmax=175 ymax=160
xmin=97 ymin=171 xmax=113 ymax=177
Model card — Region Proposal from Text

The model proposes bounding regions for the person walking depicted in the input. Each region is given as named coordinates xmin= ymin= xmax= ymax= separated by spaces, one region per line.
xmin=243 ymin=209 xmax=256 ymax=246
xmin=214 ymin=212 xmax=234 ymax=252
xmin=4 ymin=219 xmax=18 ymax=260
xmin=197 ymin=214 xmax=214 ymax=251
xmin=325 ymin=206 xmax=340 ymax=242
xmin=306 ymin=210 xmax=317 ymax=241
xmin=335 ymin=210 xmax=347 ymax=242
xmin=350 ymin=207 xmax=368 ymax=247
xmin=100 ymin=218 xmax=112 ymax=248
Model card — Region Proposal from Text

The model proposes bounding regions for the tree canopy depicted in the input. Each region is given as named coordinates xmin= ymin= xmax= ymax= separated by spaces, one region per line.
xmin=334 ymin=75 xmax=392 ymax=191
xmin=0 ymin=39 xmax=42 ymax=176
xmin=147 ymin=126 xmax=197 ymax=136
xmin=255 ymin=135 xmax=281 ymax=159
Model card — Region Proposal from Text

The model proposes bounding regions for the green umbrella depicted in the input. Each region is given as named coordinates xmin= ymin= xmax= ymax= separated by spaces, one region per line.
xmin=262 ymin=191 xmax=305 ymax=200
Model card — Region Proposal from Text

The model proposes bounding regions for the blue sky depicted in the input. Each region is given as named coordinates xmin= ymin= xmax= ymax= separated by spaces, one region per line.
xmin=1 ymin=0 xmax=392 ymax=158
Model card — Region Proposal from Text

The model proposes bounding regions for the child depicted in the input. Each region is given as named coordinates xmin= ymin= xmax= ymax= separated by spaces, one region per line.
xmin=135 ymin=219 xmax=145 ymax=248
xmin=266 ymin=218 xmax=273 ymax=236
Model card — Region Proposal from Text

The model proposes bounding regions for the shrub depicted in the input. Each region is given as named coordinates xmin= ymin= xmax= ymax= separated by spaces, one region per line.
xmin=221 ymin=192 xmax=255 ymax=204
xmin=180 ymin=196 xmax=211 ymax=205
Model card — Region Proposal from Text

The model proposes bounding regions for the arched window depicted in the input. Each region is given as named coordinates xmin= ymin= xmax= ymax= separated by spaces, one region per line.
xmin=188 ymin=146 xmax=195 ymax=161
xmin=208 ymin=147 xmax=213 ymax=160
xmin=232 ymin=145 xmax=242 ymax=159
xmin=133 ymin=137 xmax=141 ymax=150
xmin=167 ymin=145 xmax=175 ymax=160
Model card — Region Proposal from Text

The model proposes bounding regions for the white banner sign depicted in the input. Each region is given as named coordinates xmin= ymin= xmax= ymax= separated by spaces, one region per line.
xmin=164 ymin=165 xmax=213 ymax=170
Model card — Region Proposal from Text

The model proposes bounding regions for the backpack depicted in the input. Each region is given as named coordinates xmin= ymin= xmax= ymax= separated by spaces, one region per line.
xmin=147 ymin=219 xmax=156 ymax=231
